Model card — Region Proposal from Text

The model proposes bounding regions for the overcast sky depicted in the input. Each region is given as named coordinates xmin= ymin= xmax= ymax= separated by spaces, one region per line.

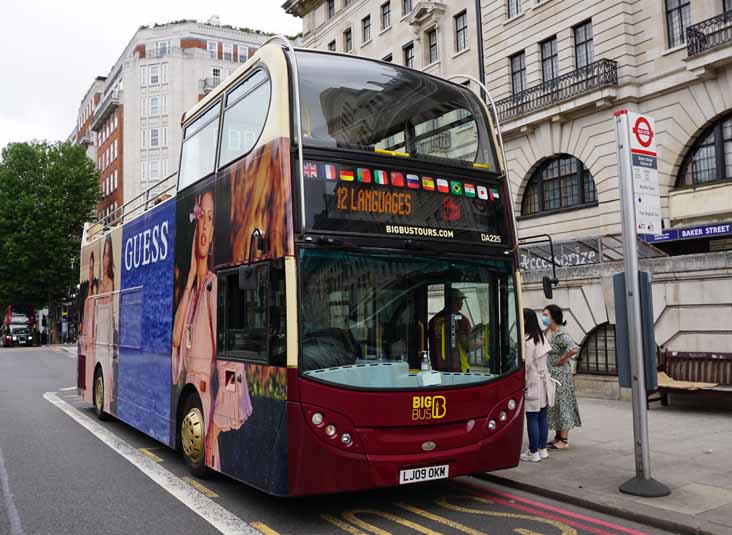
xmin=0 ymin=0 xmax=302 ymax=153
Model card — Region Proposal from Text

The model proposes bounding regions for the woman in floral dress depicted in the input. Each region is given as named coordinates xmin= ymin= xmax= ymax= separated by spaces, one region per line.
xmin=543 ymin=304 xmax=580 ymax=450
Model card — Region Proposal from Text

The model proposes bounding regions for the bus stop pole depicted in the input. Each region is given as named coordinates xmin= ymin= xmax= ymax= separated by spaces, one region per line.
xmin=614 ymin=113 xmax=670 ymax=497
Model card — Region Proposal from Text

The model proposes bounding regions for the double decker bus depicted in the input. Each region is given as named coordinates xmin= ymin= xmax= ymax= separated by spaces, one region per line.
xmin=77 ymin=39 xmax=523 ymax=496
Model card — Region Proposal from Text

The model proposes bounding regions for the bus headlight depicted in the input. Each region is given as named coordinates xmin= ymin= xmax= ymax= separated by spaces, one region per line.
xmin=499 ymin=411 xmax=507 ymax=422
xmin=487 ymin=419 xmax=497 ymax=431
xmin=325 ymin=424 xmax=337 ymax=437
xmin=340 ymin=433 xmax=352 ymax=445
xmin=311 ymin=412 xmax=323 ymax=426
xmin=507 ymin=399 xmax=516 ymax=411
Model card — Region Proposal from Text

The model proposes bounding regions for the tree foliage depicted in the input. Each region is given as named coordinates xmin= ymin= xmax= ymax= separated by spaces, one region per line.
xmin=0 ymin=141 xmax=98 ymax=306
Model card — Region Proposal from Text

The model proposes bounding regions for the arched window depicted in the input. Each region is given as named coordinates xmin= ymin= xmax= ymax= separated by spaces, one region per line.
xmin=521 ymin=155 xmax=597 ymax=216
xmin=577 ymin=323 xmax=616 ymax=375
xmin=676 ymin=112 xmax=732 ymax=187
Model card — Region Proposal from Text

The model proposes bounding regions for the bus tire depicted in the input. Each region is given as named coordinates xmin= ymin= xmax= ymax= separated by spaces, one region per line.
xmin=93 ymin=367 xmax=108 ymax=421
xmin=180 ymin=394 xmax=207 ymax=478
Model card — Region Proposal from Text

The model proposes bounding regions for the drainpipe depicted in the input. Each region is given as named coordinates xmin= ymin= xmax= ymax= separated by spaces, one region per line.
xmin=474 ymin=0 xmax=486 ymax=100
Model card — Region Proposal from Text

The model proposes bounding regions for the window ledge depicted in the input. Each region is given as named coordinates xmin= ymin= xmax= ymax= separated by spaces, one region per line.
xmin=661 ymin=43 xmax=687 ymax=57
xmin=452 ymin=47 xmax=471 ymax=60
xmin=379 ymin=26 xmax=392 ymax=36
xmin=503 ymin=12 xmax=525 ymax=26
xmin=517 ymin=201 xmax=599 ymax=221
xmin=424 ymin=60 xmax=441 ymax=71
xmin=361 ymin=39 xmax=372 ymax=48
xmin=672 ymin=178 xmax=732 ymax=192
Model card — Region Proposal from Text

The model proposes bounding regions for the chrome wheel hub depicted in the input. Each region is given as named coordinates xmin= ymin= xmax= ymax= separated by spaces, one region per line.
xmin=182 ymin=408 xmax=204 ymax=464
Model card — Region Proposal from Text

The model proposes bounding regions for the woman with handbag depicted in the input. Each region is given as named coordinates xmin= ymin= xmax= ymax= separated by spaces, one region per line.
xmin=544 ymin=304 xmax=581 ymax=451
xmin=521 ymin=308 xmax=555 ymax=462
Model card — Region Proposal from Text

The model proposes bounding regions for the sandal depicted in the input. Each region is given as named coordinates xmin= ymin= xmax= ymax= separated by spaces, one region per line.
xmin=548 ymin=438 xmax=569 ymax=450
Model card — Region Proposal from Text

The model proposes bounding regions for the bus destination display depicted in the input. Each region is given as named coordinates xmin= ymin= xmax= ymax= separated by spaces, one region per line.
xmin=303 ymin=160 xmax=508 ymax=245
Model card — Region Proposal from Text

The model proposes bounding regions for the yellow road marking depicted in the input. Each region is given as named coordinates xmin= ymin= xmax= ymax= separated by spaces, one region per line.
xmin=395 ymin=502 xmax=485 ymax=535
xmin=138 ymin=448 xmax=163 ymax=462
xmin=514 ymin=529 xmax=546 ymax=535
xmin=322 ymin=514 xmax=371 ymax=535
xmin=181 ymin=476 xmax=218 ymax=498
xmin=436 ymin=497 xmax=576 ymax=535
xmin=250 ymin=521 xmax=281 ymax=535
xmin=343 ymin=509 xmax=444 ymax=535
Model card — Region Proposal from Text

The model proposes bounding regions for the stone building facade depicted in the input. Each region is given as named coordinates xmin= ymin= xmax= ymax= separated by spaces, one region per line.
xmin=481 ymin=0 xmax=732 ymax=385
xmin=73 ymin=19 xmax=270 ymax=217
xmin=283 ymin=0 xmax=483 ymax=84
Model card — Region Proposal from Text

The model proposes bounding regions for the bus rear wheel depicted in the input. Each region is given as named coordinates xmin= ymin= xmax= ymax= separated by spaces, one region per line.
xmin=93 ymin=368 xmax=108 ymax=421
xmin=180 ymin=395 xmax=207 ymax=477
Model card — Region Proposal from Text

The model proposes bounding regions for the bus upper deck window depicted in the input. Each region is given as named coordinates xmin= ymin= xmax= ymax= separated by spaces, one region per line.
xmin=219 ymin=71 xmax=272 ymax=167
xmin=179 ymin=103 xmax=221 ymax=191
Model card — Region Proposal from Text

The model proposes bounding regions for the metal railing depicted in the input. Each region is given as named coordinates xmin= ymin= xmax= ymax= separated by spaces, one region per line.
xmin=687 ymin=11 xmax=732 ymax=56
xmin=495 ymin=59 xmax=618 ymax=122
xmin=86 ymin=172 xmax=177 ymax=242
xmin=577 ymin=323 xmax=617 ymax=376
xmin=90 ymin=90 xmax=122 ymax=132
xmin=416 ymin=131 xmax=452 ymax=153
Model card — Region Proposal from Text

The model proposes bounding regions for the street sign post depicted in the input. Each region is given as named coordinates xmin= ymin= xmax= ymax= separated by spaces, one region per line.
xmin=613 ymin=110 xmax=670 ymax=498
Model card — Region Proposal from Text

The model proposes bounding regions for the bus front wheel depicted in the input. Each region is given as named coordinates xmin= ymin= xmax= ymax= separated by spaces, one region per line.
xmin=180 ymin=394 xmax=207 ymax=477
xmin=93 ymin=368 xmax=108 ymax=421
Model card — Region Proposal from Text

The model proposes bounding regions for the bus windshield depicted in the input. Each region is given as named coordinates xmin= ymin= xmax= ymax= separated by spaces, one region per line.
xmin=298 ymin=249 xmax=519 ymax=390
xmin=297 ymin=51 xmax=498 ymax=172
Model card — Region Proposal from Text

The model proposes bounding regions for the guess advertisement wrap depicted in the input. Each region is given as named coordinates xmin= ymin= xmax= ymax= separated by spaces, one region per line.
xmin=303 ymin=160 xmax=508 ymax=245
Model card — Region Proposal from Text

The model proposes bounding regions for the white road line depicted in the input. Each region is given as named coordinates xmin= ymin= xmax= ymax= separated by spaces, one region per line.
xmin=43 ymin=392 xmax=263 ymax=535
xmin=0 ymin=446 xmax=25 ymax=535
xmin=58 ymin=386 xmax=77 ymax=391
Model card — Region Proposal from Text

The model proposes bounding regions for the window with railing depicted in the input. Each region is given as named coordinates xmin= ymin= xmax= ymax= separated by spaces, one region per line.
xmin=455 ymin=11 xmax=468 ymax=52
xmin=676 ymin=112 xmax=732 ymax=187
xmin=577 ymin=323 xmax=617 ymax=376
xmin=574 ymin=21 xmax=594 ymax=70
xmin=687 ymin=8 xmax=732 ymax=56
xmin=510 ymin=52 xmax=526 ymax=96
xmin=541 ymin=36 xmax=559 ymax=83
xmin=666 ymin=0 xmax=691 ymax=48
xmin=521 ymin=155 xmax=597 ymax=216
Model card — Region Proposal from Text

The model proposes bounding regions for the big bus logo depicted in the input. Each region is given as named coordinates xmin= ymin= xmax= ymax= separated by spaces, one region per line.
xmin=412 ymin=395 xmax=447 ymax=421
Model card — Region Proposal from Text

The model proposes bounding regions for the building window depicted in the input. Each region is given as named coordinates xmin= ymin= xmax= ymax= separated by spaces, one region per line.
xmin=507 ymin=0 xmax=521 ymax=19
xmin=150 ymin=159 xmax=160 ymax=180
xmin=424 ymin=29 xmax=438 ymax=64
xmin=345 ymin=0 xmax=353 ymax=6
xmin=521 ymin=155 xmax=597 ymax=216
xmin=666 ymin=0 xmax=691 ymax=48
xmin=238 ymin=45 xmax=249 ymax=62
xmin=362 ymin=15 xmax=371 ymax=43
xmin=403 ymin=0 xmax=412 ymax=15
xmin=344 ymin=28 xmax=353 ymax=52
xmin=150 ymin=64 xmax=160 ymax=85
xmin=328 ymin=40 xmax=336 ymax=51
xmin=140 ymin=66 xmax=148 ymax=87
xmin=541 ymin=36 xmax=559 ymax=83
xmin=510 ymin=52 xmax=526 ymax=95
xmin=677 ymin=113 xmax=732 ymax=187
xmin=574 ymin=21 xmax=594 ymax=71
xmin=454 ymin=11 xmax=468 ymax=52
xmin=327 ymin=0 xmax=335 ymax=19
xmin=223 ymin=43 xmax=233 ymax=61
xmin=381 ymin=1 xmax=391 ymax=30
xmin=212 ymin=67 xmax=222 ymax=85
xmin=207 ymin=40 xmax=218 ymax=59
xmin=150 ymin=128 xmax=160 ymax=147
xmin=726 ymin=0 xmax=732 ymax=13
xmin=577 ymin=323 xmax=617 ymax=376
xmin=383 ymin=53 xmax=392 ymax=62
xmin=150 ymin=96 xmax=160 ymax=115
xmin=403 ymin=41 xmax=414 ymax=68
xmin=156 ymin=40 xmax=170 ymax=57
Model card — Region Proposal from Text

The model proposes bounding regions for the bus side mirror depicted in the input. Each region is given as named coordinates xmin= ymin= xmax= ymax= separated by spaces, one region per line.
xmin=238 ymin=265 xmax=258 ymax=291
xmin=542 ymin=276 xmax=558 ymax=300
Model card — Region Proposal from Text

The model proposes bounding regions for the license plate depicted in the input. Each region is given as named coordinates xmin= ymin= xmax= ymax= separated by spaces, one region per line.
xmin=399 ymin=464 xmax=449 ymax=485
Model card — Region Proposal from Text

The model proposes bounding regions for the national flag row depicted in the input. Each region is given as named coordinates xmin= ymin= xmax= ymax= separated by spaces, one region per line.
xmin=303 ymin=161 xmax=500 ymax=200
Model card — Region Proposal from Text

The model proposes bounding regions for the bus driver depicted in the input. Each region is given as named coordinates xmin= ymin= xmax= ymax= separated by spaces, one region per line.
xmin=428 ymin=289 xmax=474 ymax=373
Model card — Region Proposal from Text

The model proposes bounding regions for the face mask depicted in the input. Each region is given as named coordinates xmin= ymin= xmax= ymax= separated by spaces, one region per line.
xmin=542 ymin=317 xmax=551 ymax=327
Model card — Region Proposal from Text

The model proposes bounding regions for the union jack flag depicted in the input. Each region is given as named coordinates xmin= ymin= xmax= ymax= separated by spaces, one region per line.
xmin=304 ymin=161 xmax=319 ymax=178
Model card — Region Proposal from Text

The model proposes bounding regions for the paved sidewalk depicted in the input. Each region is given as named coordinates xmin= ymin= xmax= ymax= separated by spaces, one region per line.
xmin=482 ymin=397 xmax=732 ymax=535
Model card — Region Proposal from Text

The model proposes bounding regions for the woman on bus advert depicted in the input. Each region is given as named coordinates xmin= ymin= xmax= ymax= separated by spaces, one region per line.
xmin=80 ymin=249 xmax=97 ymax=396
xmin=96 ymin=234 xmax=119 ymax=412
xmin=172 ymin=190 xmax=253 ymax=470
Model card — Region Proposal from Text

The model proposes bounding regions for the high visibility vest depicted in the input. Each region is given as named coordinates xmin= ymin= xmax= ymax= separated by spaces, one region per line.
xmin=431 ymin=315 xmax=470 ymax=373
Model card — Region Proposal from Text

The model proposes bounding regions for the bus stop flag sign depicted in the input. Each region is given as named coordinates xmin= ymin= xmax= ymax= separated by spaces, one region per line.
xmin=622 ymin=112 xmax=662 ymax=235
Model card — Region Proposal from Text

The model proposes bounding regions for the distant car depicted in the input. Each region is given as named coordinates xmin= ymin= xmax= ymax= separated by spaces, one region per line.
xmin=10 ymin=327 xmax=34 ymax=347
xmin=2 ymin=333 xmax=12 ymax=347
